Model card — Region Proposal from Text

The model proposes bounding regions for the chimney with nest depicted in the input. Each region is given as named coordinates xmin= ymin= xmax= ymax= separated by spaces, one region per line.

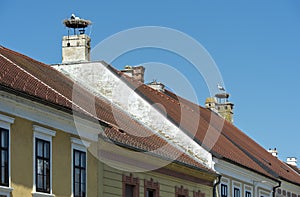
xmin=286 ymin=157 xmax=297 ymax=167
xmin=268 ymin=148 xmax=278 ymax=157
xmin=121 ymin=65 xmax=145 ymax=83
xmin=62 ymin=14 xmax=91 ymax=63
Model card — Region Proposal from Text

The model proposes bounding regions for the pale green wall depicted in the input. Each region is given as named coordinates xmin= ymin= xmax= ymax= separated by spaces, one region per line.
xmin=102 ymin=164 xmax=213 ymax=197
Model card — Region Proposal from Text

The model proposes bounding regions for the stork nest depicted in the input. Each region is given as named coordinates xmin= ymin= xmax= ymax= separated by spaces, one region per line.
xmin=63 ymin=18 xmax=92 ymax=29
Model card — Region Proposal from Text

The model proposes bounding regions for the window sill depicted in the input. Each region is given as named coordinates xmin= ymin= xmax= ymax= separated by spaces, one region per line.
xmin=32 ymin=192 xmax=55 ymax=197
xmin=0 ymin=186 xmax=13 ymax=196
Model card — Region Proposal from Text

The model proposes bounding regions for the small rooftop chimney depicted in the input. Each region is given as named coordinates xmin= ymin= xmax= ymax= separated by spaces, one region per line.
xmin=268 ymin=148 xmax=278 ymax=157
xmin=287 ymin=157 xmax=297 ymax=167
xmin=205 ymin=91 xmax=234 ymax=123
xmin=121 ymin=65 xmax=145 ymax=83
xmin=62 ymin=14 xmax=91 ymax=63
xmin=147 ymin=81 xmax=165 ymax=92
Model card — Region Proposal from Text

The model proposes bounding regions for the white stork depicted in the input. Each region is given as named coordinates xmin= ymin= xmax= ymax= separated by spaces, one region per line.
xmin=217 ymin=84 xmax=225 ymax=91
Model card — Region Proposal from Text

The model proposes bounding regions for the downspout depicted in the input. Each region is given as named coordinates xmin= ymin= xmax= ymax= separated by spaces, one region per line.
xmin=213 ymin=175 xmax=222 ymax=197
xmin=272 ymin=181 xmax=281 ymax=197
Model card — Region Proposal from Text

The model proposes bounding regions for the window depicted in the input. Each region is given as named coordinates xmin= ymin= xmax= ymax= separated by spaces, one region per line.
xmin=246 ymin=191 xmax=251 ymax=197
xmin=144 ymin=178 xmax=159 ymax=197
xmin=234 ymin=188 xmax=240 ymax=197
xmin=0 ymin=128 xmax=9 ymax=187
xmin=221 ymin=184 xmax=228 ymax=197
xmin=73 ymin=150 xmax=86 ymax=197
xmin=0 ymin=114 xmax=14 ymax=197
xmin=122 ymin=174 xmax=139 ymax=197
xmin=35 ymin=139 xmax=50 ymax=193
xmin=175 ymin=186 xmax=189 ymax=197
xmin=71 ymin=137 xmax=89 ymax=197
xmin=193 ymin=190 xmax=205 ymax=197
xmin=33 ymin=125 xmax=55 ymax=196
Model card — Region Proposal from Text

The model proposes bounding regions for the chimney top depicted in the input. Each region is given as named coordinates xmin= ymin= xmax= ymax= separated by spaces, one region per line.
xmin=121 ymin=65 xmax=145 ymax=83
xmin=268 ymin=148 xmax=278 ymax=157
xmin=205 ymin=91 xmax=234 ymax=123
xmin=147 ymin=81 xmax=165 ymax=92
xmin=287 ymin=157 xmax=297 ymax=167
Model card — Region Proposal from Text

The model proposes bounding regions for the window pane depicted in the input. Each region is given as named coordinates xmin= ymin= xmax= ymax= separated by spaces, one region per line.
xmin=37 ymin=175 xmax=43 ymax=189
xmin=125 ymin=184 xmax=134 ymax=197
xmin=1 ymin=150 xmax=7 ymax=167
xmin=74 ymin=183 xmax=80 ymax=196
xmin=44 ymin=143 xmax=50 ymax=159
xmin=75 ymin=168 xmax=80 ymax=183
xmin=147 ymin=189 xmax=154 ymax=197
xmin=44 ymin=160 xmax=49 ymax=175
xmin=74 ymin=151 xmax=80 ymax=166
xmin=81 ymin=153 xmax=86 ymax=168
xmin=1 ymin=131 xmax=8 ymax=148
xmin=37 ymin=159 xmax=43 ymax=174
xmin=1 ymin=167 xmax=5 ymax=183
xmin=81 ymin=169 xmax=86 ymax=184
xmin=81 ymin=183 xmax=86 ymax=193
xmin=37 ymin=140 xmax=43 ymax=157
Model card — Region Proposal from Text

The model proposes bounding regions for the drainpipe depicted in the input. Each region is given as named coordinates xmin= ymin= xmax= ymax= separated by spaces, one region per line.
xmin=213 ymin=175 xmax=222 ymax=197
xmin=272 ymin=181 xmax=281 ymax=197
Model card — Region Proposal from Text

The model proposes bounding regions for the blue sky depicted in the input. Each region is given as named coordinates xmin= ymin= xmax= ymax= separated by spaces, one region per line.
xmin=1 ymin=1 xmax=300 ymax=162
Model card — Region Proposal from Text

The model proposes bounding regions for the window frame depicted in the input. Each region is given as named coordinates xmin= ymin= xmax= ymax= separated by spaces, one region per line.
xmin=122 ymin=174 xmax=139 ymax=197
xmin=220 ymin=184 xmax=228 ymax=197
xmin=175 ymin=185 xmax=189 ymax=197
xmin=193 ymin=190 xmax=205 ymax=197
xmin=244 ymin=184 xmax=253 ymax=197
xmin=144 ymin=178 xmax=159 ymax=197
xmin=0 ymin=128 xmax=9 ymax=187
xmin=73 ymin=149 xmax=86 ymax=197
xmin=35 ymin=138 xmax=51 ymax=193
xmin=232 ymin=181 xmax=241 ymax=197
xmin=233 ymin=187 xmax=241 ymax=197
xmin=71 ymin=137 xmax=89 ymax=197
xmin=0 ymin=114 xmax=14 ymax=197
xmin=32 ymin=125 xmax=56 ymax=197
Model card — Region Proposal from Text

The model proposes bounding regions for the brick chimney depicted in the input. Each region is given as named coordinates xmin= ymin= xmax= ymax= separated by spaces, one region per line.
xmin=121 ymin=65 xmax=145 ymax=83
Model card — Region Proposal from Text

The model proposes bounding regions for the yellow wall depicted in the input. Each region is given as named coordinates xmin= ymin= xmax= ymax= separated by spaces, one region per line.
xmin=11 ymin=116 xmax=33 ymax=197
xmin=7 ymin=114 xmax=98 ymax=197
xmin=4 ymin=112 xmax=215 ymax=197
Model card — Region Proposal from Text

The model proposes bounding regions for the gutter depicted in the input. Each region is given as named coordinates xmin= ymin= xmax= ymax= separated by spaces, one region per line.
xmin=213 ymin=175 xmax=222 ymax=197
xmin=272 ymin=181 xmax=281 ymax=197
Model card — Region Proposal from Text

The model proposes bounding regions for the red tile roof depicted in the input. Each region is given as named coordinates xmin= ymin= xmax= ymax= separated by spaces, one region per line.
xmin=0 ymin=46 xmax=215 ymax=175
xmin=109 ymin=65 xmax=300 ymax=186
xmin=2 ymin=45 xmax=300 ymax=186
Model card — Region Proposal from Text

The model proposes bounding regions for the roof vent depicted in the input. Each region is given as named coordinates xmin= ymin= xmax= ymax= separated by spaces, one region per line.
xmin=286 ymin=157 xmax=297 ymax=167
xmin=268 ymin=148 xmax=278 ymax=157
